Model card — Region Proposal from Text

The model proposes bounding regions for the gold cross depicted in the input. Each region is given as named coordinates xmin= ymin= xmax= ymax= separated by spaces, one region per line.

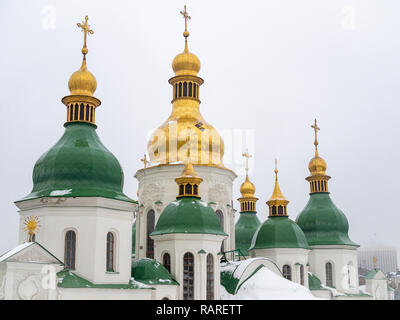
xmin=311 ymin=118 xmax=320 ymax=150
xmin=242 ymin=148 xmax=252 ymax=175
xmin=274 ymin=158 xmax=278 ymax=175
xmin=180 ymin=5 xmax=191 ymax=36
xmin=373 ymin=257 xmax=377 ymax=269
xmin=77 ymin=15 xmax=94 ymax=56
xmin=140 ymin=154 xmax=149 ymax=168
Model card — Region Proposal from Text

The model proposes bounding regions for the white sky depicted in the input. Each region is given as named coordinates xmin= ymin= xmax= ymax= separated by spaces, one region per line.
xmin=0 ymin=1 xmax=399 ymax=264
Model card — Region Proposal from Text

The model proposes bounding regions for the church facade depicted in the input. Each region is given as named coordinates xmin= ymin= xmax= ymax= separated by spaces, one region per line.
xmin=0 ymin=9 xmax=393 ymax=300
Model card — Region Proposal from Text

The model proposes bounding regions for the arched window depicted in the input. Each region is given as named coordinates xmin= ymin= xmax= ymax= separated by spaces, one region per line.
xmin=106 ymin=232 xmax=115 ymax=272
xmin=216 ymin=210 xmax=224 ymax=252
xmin=326 ymin=262 xmax=333 ymax=287
xmin=185 ymin=184 xmax=192 ymax=195
xmin=278 ymin=206 xmax=283 ymax=215
xmin=69 ymin=105 xmax=73 ymax=121
xmin=206 ymin=254 xmax=214 ymax=300
xmin=189 ymin=82 xmax=192 ymax=97
xmin=74 ymin=104 xmax=79 ymax=120
xmin=193 ymin=184 xmax=198 ymax=195
xmin=179 ymin=82 xmax=182 ymax=97
xmin=272 ymin=206 xmax=277 ymax=215
xmin=85 ymin=104 xmax=90 ymax=121
xmin=283 ymin=265 xmax=291 ymax=281
xmin=300 ymin=265 xmax=304 ymax=285
xmin=79 ymin=103 xmax=84 ymax=120
xmin=183 ymin=252 xmax=194 ymax=300
xmin=65 ymin=230 xmax=76 ymax=270
xmin=146 ymin=210 xmax=155 ymax=259
xmin=183 ymin=82 xmax=187 ymax=96
xmin=179 ymin=184 xmax=184 ymax=195
xmin=175 ymin=83 xmax=178 ymax=98
xmin=193 ymin=84 xmax=197 ymax=98
xmin=163 ymin=253 xmax=171 ymax=273
xmin=90 ymin=106 xmax=94 ymax=122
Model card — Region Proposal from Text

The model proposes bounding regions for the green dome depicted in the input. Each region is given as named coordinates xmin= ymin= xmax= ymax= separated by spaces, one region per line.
xmin=151 ymin=197 xmax=227 ymax=236
xmin=19 ymin=122 xmax=133 ymax=203
xmin=295 ymin=193 xmax=358 ymax=247
xmin=235 ymin=212 xmax=261 ymax=256
xmin=132 ymin=220 xmax=136 ymax=258
xmin=250 ymin=216 xmax=310 ymax=250
xmin=131 ymin=258 xmax=178 ymax=285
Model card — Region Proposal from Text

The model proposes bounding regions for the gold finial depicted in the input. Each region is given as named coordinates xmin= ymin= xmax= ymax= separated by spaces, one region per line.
xmin=180 ymin=5 xmax=191 ymax=38
xmin=267 ymin=161 xmax=289 ymax=216
xmin=23 ymin=216 xmax=40 ymax=242
xmin=373 ymin=257 xmax=377 ymax=269
xmin=311 ymin=118 xmax=320 ymax=156
xmin=140 ymin=154 xmax=149 ymax=169
xmin=242 ymin=148 xmax=252 ymax=176
xmin=274 ymin=158 xmax=278 ymax=179
xmin=77 ymin=15 xmax=94 ymax=57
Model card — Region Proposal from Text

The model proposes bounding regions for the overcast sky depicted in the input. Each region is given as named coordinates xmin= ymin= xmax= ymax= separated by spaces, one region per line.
xmin=0 ymin=1 xmax=399 ymax=263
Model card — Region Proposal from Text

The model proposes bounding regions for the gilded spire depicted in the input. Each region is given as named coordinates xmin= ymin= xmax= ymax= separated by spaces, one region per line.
xmin=267 ymin=160 xmax=289 ymax=217
xmin=62 ymin=15 xmax=101 ymax=125
xmin=306 ymin=119 xmax=331 ymax=193
xmin=238 ymin=149 xmax=258 ymax=213
xmin=180 ymin=5 xmax=191 ymax=52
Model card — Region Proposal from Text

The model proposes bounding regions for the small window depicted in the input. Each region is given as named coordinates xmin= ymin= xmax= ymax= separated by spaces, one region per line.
xmin=326 ymin=262 xmax=333 ymax=287
xmin=106 ymin=232 xmax=115 ymax=272
xmin=278 ymin=206 xmax=283 ymax=215
xmin=163 ymin=253 xmax=171 ymax=273
xmin=79 ymin=103 xmax=84 ymax=120
xmin=185 ymin=184 xmax=192 ymax=195
xmin=74 ymin=104 xmax=79 ymax=120
xmin=85 ymin=104 xmax=90 ymax=121
xmin=193 ymin=184 xmax=198 ymax=195
xmin=283 ymin=265 xmax=291 ymax=281
xmin=90 ymin=107 xmax=93 ymax=122
xmin=300 ymin=265 xmax=304 ymax=285
xmin=69 ymin=105 xmax=73 ymax=121
xmin=179 ymin=184 xmax=184 ymax=195
xmin=216 ymin=210 xmax=224 ymax=252
xmin=146 ymin=210 xmax=155 ymax=259
xmin=193 ymin=84 xmax=197 ymax=97
xmin=183 ymin=82 xmax=187 ymax=97
xmin=175 ymin=83 xmax=178 ymax=98
xmin=65 ymin=230 xmax=76 ymax=270
xmin=183 ymin=252 xmax=194 ymax=300
xmin=272 ymin=206 xmax=277 ymax=215
xmin=189 ymin=82 xmax=192 ymax=97
xmin=206 ymin=254 xmax=214 ymax=300
xmin=179 ymin=82 xmax=182 ymax=97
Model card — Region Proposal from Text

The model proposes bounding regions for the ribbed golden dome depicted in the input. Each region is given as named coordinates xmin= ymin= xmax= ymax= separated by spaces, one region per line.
xmin=240 ymin=175 xmax=256 ymax=198
xmin=172 ymin=43 xmax=201 ymax=76
xmin=308 ymin=155 xmax=327 ymax=176
xmin=68 ymin=58 xmax=97 ymax=96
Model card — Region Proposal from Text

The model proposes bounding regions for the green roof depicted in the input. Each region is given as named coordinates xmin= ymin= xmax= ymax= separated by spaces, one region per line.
xmin=296 ymin=193 xmax=358 ymax=247
xmin=131 ymin=258 xmax=179 ymax=285
xmin=250 ymin=216 xmax=310 ymax=250
xmin=308 ymin=272 xmax=328 ymax=291
xmin=18 ymin=122 xmax=133 ymax=203
xmin=57 ymin=270 xmax=152 ymax=289
xmin=235 ymin=212 xmax=261 ymax=256
xmin=365 ymin=269 xmax=379 ymax=279
xmin=131 ymin=220 xmax=136 ymax=258
xmin=151 ymin=197 xmax=227 ymax=236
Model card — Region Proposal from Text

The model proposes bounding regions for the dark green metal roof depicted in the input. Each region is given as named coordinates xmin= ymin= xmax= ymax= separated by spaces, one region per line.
xmin=131 ymin=258 xmax=179 ymax=285
xmin=151 ymin=197 xmax=227 ymax=236
xmin=308 ymin=272 xmax=328 ymax=291
xmin=18 ymin=122 xmax=133 ymax=203
xmin=235 ymin=212 xmax=261 ymax=256
xmin=296 ymin=193 xmax=358 ymax=247
xmin=250 ymin=216 xmax=310 ymax=250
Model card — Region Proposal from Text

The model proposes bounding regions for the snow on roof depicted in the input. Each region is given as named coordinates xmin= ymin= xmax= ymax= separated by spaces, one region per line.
xmin=0 ymin=242 xmax=34 ymax=262
xmin=221 ymin=265 xmax=320 ymax=300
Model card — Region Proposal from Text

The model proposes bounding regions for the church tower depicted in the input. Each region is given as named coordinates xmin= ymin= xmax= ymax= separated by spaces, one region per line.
xmin=134 ymin=6 xmax=236 ymax=261
xmin=150 ymin=155 xmax=227 ymax=300
xmin=14 ymin=16 xmax=136 ymax=284
xmin=249 ymin=161 xmax=310 ymax=287
xmin=235 ymin=149 xmax=261 ymax=258
xmin=296 ymin=119 xmax=359 ymax=293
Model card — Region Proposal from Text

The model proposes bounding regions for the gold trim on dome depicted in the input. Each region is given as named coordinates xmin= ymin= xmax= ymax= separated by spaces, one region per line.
xmin=267 ymin=160 xmax=289 ymax=217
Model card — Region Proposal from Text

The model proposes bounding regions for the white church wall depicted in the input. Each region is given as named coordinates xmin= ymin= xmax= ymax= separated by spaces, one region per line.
xmin=15 ymin=197 xmax=135 ymax=285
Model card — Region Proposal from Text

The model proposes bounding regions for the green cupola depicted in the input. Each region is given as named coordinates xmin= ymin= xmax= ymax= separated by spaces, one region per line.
xmin=235 ymin=149 xmax=261 ymax=256
xmin=250 ymin=162 xmax=309 ymax=250
xmin=295 ymin=119 xmax=358 ymax=247
xmin=16 ymin=17 xmax=133 ymax=204
xmin=151 ymin=158 xmax=227 ymax=236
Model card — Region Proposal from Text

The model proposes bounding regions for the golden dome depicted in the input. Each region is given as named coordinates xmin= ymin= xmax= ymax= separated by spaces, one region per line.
xmin=68 ymin=58 xmax=97 ymax=96
xmin=308 ymin=155 xmax=327 ymax=176
xmin=240 ymin=175 xmax=256 ymax=198
xmin=268 ymin=167 xmax=287 ymax=202
xmin=172 ymin=43 xmax=201 ymax=76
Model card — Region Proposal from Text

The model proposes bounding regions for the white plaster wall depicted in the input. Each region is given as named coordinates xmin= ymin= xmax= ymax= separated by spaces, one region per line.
xmin=134 ymin=164 xmax=236 ymax=260
xmin=366 ymin=278 xmax=389 ymax=300
xmin=250 ymin=248 xmax=310 ymax=287
xmin=152 ymin=233 xmax=225 ymax=300
xmin=308 ymin=245 xmax=359 ymax=294
xmin=15 ymin=197 xmax=135 ymax=285
xmin=151 ymin=284 xmax=179 ymax=300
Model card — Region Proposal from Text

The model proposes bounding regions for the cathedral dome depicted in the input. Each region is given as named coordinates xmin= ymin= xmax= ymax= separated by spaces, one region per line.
xmin=172 ymin=49 xmax=200 ymax=76
xmin=235 ymin=213 xmax=261 ymax=256
xmin=296 ymin=193 xmax=358 ymax=246
xmin=68 ymin=59 xmax=97 ymax=96
xmin=151 ymin=197 xmax=227 ymax=236
xmin=19 ymin=122 xmax=133 ymax=203
xmin=250 ymin=217 xmax=309 ymax=250
xmin=308 ymin=155 xmax=327 ymax=176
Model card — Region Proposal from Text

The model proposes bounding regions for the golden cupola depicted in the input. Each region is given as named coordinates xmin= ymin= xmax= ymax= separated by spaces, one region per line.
xmin=306 ymin=119 xmax=331 ymax=193
xmin=175 ymin=150 xmax=203 ymax=198
xmin=147 ymin=6 xmax=224 ymax=167
xmin=237 ymin=149 xmax=258 ymax=212
xmin=267 ymin=160 xmax=289 ymax=216
xmin=62 ymin=15 xmax=101 ymax=125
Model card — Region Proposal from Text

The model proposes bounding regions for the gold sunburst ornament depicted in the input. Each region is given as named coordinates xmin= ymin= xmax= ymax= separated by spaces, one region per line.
xmin=23 ymin=216 xmax=40 ymax=242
